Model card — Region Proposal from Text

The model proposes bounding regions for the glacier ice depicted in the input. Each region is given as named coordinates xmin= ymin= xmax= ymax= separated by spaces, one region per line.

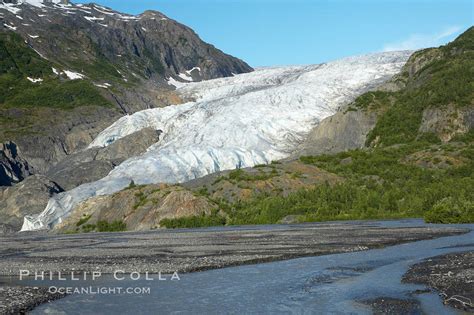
xmin=21 ymin=51 xmax=412 ymax=231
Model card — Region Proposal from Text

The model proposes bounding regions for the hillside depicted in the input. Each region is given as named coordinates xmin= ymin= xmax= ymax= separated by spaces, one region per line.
xmin=51 ymin=27 xmax=474 ymax=233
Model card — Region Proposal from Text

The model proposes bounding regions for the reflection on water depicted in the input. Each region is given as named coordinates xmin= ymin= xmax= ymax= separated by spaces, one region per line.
xmin=22 ymin=220 xmax=474 ymax=314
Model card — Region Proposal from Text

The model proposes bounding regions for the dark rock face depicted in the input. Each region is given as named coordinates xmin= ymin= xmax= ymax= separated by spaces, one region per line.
xmin=297 ymin=110 xmax=378 ymax=156
xmin=0 ymin=175 xmax=63 ymax=230
xmin=419 ymin=105 xmax=474 ymax=142
xmin=10 ymin=106 xmax=121 ymax=174
xmin=47 ymin=127 xmax=162 ymax=190
xmin=0 ymin=142 xmax=32 ymax=186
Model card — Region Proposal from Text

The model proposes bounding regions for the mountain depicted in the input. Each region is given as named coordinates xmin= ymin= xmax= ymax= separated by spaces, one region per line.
xmin=24 ymin=27 xmax=474 ymax=233
xmin=0 ymin=0 xmax=252 ymax=178
xmin=21 ymin=51 xmax=412 ymax=230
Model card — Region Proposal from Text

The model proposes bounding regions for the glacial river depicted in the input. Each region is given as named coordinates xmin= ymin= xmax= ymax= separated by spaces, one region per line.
xmin=20 ymin=220 xmax=474 ymax=314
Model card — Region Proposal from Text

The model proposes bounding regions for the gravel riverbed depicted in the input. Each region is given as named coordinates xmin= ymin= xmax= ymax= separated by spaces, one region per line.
xmin=0 ymin=221 xmax=469 ymax=314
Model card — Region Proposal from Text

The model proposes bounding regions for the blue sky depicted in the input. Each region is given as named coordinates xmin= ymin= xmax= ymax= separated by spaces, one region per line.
xmin=76 ymin=0 xmax=473 ymax=67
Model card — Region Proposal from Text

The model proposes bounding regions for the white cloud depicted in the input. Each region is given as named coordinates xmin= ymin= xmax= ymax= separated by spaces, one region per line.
xmin=383 ymin=26 xmax=463 ymax=51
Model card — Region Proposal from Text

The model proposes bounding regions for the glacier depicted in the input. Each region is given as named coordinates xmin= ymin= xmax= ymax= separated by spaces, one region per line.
xmin=21 ymin=51 xmax=412 ymax=231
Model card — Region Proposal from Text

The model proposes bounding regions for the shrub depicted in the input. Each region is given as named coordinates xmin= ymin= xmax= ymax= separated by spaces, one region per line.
xmin=96 ymin=220 xmax=127 ymax=232
xmin=160 ymin=212 xmax=226 ymax=229
xmin=424 ymin=198 xmax=474 ymax=223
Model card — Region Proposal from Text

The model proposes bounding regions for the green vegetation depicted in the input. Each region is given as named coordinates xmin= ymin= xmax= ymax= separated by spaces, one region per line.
xmin=356 ymin=27 xmax=474 ymax=147
xmin=425 ymin=197 xmax=474 ymax=224
xmin=0 ymin=32 xmax=111 ymax=110
xmin=223 ymin=142 xmax=473 ymax=225
xmin=160 ymin=211 xmax=226 ymax=229
xmin=76 ymin=214 xmax=92 ymax=227
xmin=133 ymin=191 xmax=148 ymax=209
xmin=3 ymin=79 xmax=110 ymax=109
xmin=96 ymin=220 xmax=127 ymax=232
xmin=70 ymin=218 xmax=127 ymax=233
xmin=213 ymin=168 xmax=279 ymax=185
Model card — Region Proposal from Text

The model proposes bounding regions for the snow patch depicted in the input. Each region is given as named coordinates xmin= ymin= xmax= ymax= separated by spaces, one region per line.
xmin=95 ymin=83 xmax=111 ymax=89
xmin=28 ymin=34 xmax=39 ymax=38
xmin=186 ymin=67 xmax=201 ymax=74
xmin=167 ymin=76 xmax=187 ymax=88
xmin=27 ymin=76 xmax=43 ymax=83
xmin=177 ymin=72 xmax=193 ymax=82
xmin=3 ymin=23 xmax=17 ymax=30
xmin=0 ymin=3 xmax=21 ymax=14
xmin=63 ymin=70 xmax=84 ymax=80
xmin=84 ymin=16 xmax=104 ymax=22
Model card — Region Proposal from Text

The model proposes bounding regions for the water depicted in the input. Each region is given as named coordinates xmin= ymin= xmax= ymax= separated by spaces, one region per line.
xmin=20 ymin=221 xmax=474 ymax=314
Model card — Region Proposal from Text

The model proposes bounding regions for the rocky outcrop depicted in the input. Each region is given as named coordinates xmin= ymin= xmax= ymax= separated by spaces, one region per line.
xmin=0 ymin=141 xmax=32 ymax=186
xmin=297 ymin=109 xmax=377 ymax=156
xmin=7 ymin=106 xmax=122 ymax=174
xmin=47 ymin=127 xmax=162 ymax=190
xmin=0 ymin=175 xmax=62 ymax=230
xmin=419 ymin=105 xmax=474 ymax=142
xmin=54 ymin=184 xmax=215 ymax=232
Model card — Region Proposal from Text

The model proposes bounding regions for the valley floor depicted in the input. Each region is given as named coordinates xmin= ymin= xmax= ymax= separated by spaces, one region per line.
xmin=0 ymin=220 xmax=466 ymax=276
xmin=0 ymin=220 xmax=470 ymax=314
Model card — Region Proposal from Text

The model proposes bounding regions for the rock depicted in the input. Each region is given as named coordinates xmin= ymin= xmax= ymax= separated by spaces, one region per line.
xmin=0 ymin=175 xmax=63 ymax=230
xmin=297 ymin=109 xmax=377 ymax=156
xmin=95 ymin=128 xmax=163 ymax=162
xmin=47 ymin=127 xmax=162 ymax=190
xmin=183 ymin=160 xmax=341 ymax=204
xmin=419 ymin=105 xmax=474 ymax=142
xmin=47 ymin=160 xmax=115 ymax=191
xmin=403 ymin=252 xmax=474 ymax=312
xmin=0 ymin=141 xmax=32 ymax=186
xmin=12 ymin=106 xmax=121 ymax=174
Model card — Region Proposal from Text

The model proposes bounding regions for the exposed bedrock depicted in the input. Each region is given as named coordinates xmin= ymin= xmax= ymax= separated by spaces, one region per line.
xmin=46 ymin=127 xmax=162 ymax=190
xmin=297 ymin=109 xmax=377 ymax=156
xmin=0 ymin=141 xmax=32 ymax=186
xmin=0 ymin=175 xmax=63 ymax=230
